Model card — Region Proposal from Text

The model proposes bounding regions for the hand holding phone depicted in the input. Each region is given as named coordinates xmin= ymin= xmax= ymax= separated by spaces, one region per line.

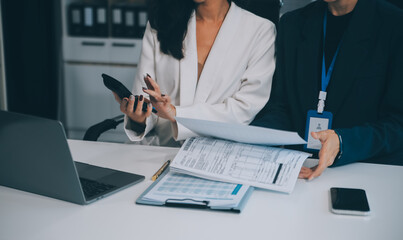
xmin=330 ymin=187 xmax=370 ymax=216
xmin=102 ymin=73 xmax=157 ymax=113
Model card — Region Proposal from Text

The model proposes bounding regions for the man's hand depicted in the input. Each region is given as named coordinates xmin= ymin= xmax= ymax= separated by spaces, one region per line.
xmin=299 ymin=130 xmax=340 ymax=180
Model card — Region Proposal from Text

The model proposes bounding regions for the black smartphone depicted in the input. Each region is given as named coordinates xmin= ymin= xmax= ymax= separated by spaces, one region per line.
xmin=102 ymin=73 xmax=157 ymax=113
xmin=330 ymin=187 xmax=370 ymax=216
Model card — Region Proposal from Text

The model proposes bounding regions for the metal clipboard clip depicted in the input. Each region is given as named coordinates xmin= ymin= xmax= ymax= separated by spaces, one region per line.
xmin=165 ymin=198 xmax=210 ymax=209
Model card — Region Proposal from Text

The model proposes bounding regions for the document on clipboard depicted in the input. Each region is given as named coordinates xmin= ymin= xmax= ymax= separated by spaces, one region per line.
xmin=136 ymin=170 xmax=253 ymax=213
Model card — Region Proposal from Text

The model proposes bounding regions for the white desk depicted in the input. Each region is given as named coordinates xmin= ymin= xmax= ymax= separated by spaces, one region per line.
xmin=1 ymin=140 xmax=402 ymax=240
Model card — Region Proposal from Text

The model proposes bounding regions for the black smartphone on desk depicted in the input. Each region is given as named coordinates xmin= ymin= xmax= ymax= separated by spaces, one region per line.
xmin=330 ymin=187 xmax=370 ymax=216
xmin=102 ymin=73 xmax=157 ymax=113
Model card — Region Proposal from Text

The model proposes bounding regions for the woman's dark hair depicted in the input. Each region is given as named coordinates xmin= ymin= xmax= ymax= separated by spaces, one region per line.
xmin=148 ymin=0 xmax=196 ymax=60
xmin=147 ymin=0 xmax=248 ymax=60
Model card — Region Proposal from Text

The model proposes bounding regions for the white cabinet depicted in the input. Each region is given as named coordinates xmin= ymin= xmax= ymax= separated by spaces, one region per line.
xmin=64 ymin=64 xmax=136 ymax=142
xmin=63 ymin=37 xmax=142 ymax=64
xmin=64 ymin=64 xmax=135 ymax=129
xmin=61 ymin=0 xmax=144 ymax=142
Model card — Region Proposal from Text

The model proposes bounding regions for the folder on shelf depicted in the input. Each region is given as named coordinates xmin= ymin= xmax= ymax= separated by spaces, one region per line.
xmin=82 ymin=4 xmax=96 ymax=36
xmin=136 ymin=170 xmax=253 ymax=213
xmin=111 ymin=3 xmax=148 ymax=39
xmin=68 ymin=2 xmax=84 ymax=36
xmin=94 ymin=3 xmax=108 ymax=37
xmin=135 ymin=6 xmax=148 ymax=38
xmin=82 ymin=1 xmax=108 ymax=37
xmin=123 ymin=4 xmax=137 ymax=38
xmin=111 ymin=3 xmax=125 ymax=38
xmin=67 ymin=1 xmax=146 ymax=39
xmin=68 ymin=1 xmax=108 ymax=37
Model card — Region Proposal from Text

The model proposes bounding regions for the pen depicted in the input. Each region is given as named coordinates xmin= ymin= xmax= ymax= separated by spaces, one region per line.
xmin=151 ymin=160 xmax=171 ymax=181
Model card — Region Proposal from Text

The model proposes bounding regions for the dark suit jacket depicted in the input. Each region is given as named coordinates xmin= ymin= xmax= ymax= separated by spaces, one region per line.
xmin=252 ymin=0 xmax=403 ymax=166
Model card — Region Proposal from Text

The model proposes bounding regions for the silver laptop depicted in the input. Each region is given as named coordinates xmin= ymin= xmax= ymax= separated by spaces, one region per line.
xmin=0 ymin=110 xmax=144 ymax=205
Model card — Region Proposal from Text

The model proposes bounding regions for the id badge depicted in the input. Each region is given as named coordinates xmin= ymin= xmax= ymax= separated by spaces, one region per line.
xmin=304 ymin=110 xmax=333 ymax=152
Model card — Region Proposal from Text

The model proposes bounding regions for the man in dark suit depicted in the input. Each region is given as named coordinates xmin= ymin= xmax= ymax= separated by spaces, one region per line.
xmin=252 ymin=0 xmax=403 ymax=180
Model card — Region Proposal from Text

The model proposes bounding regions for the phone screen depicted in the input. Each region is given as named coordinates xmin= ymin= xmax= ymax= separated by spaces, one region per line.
xmin=330 ymin=187 xmax=370 ymax=215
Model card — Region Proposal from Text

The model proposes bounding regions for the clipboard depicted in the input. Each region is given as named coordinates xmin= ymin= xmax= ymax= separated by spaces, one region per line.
xmin=136 ymin=169 xmax=254 ymax=213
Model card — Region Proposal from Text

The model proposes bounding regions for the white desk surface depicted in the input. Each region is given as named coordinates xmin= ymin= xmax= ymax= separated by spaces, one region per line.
xmin=1 ymin=140 xmax=403 ymax=240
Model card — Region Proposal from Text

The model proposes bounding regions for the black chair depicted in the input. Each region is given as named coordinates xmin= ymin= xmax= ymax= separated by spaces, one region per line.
xmin=83 ymin=0 xmax=282 ymax=141
xmin=83 ymin=115 xmax=125 ymax=141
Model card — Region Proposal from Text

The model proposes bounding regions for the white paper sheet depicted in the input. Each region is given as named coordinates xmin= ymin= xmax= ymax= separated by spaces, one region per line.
xmin=176 ymin=117 xmax=306 ymax=146
xmin=170 ymin=137 xmax=311 ymax=193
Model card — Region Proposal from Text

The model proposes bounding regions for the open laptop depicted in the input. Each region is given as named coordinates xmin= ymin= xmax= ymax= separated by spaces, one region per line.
xmin=0 ymin=110 xmax=144 ymax=205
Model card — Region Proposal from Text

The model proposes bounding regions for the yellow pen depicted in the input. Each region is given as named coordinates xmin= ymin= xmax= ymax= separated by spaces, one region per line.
xmin=151 ymin=160 xmax=171 ymax=181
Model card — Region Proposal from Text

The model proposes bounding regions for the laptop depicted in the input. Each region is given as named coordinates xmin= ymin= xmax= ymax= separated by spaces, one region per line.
xmin=0 ymin=110 xmax=145 ymax=205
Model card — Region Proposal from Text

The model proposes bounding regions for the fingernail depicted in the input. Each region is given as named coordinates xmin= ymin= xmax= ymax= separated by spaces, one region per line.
xmin=142 ymin=87 xmax=147 ymax=90
xmin=161 ymin=94 xmax=165 ymax=97
xmin=139 ymin=95 xmax=143 ymax=101
xmin=129 ymin=95 xmax=134 ymax=100
xmin=146 ymin=73 xmax=151 ymax=78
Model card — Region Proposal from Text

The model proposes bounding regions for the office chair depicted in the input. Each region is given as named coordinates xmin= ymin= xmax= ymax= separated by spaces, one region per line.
xmin=83 ymin=115 xmax=124 ymax=141
xmin=83 ymin=0 xmax=282 ymax=141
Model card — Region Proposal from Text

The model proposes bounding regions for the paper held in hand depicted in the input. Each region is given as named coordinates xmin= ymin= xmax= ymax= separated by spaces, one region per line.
xmin=170 ymin=137 xmax=311 ymax=194
xmin=175 ymin=117 xmax=306 ymax=146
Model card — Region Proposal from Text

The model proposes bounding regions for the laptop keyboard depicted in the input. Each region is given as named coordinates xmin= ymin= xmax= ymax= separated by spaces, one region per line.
xmin=79 ymin=178 xmax=116 ymax=199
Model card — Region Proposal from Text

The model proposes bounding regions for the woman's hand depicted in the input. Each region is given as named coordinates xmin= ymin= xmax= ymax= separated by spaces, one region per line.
xmin=142 ymin=75 xmax=177 ymax=123
xmin=113 ymin=92 xmax=153 ymax=124
xmin=299 ymin=130 xmax=340 ymax=180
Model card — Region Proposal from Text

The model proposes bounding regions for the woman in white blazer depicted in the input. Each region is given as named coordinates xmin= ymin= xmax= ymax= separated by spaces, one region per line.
xmin=115 ymin=0 xmax=276 ymax=147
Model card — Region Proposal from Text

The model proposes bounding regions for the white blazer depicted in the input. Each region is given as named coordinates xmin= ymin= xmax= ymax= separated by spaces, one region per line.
xmin=124 ymin=3 xmax=276 ymax=147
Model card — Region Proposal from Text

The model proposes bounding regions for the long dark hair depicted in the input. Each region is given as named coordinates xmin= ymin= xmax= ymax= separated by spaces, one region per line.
xmin=148 ymin=0 xmax=249 ymax=60
xmin=148 ymin=0 xmax=196 ymax=60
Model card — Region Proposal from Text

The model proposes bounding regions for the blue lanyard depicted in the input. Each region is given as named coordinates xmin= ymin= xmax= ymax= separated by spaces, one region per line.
xmin=321 ymin=10 xmax=343 ymax=92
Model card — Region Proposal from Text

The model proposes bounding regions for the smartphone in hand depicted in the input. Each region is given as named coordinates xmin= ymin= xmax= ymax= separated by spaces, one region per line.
xmin=102 ymin=73 xmax=156 ymax=113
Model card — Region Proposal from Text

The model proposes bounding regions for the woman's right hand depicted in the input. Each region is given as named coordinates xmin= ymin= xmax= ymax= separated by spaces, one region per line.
xmin=113 ymin=92 xmax=153 ymax=125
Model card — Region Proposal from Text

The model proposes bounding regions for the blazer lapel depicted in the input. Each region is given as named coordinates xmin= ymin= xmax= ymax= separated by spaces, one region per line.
xmin=295 ymin=2 xmax=325 ymax=115
xmin=325 ymin=0 xmax=378 ymax=115
xmin=179 ymin=12 xmax=198 ymax=107
xmin=193 ymin=3 xmax=241 ymax=103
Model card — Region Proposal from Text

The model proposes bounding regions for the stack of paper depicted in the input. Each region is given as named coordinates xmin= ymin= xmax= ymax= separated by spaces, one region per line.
xmin=170 ymin=137 xmax=311 ymax=193
xmin=138 ymin=118 xmax=310 ymax=213
xmin=164 ymin=118 xmax=311 ymax=193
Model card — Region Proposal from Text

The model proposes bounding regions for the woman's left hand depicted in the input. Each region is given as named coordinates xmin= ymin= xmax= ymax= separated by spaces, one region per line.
xmin=299 ymin=130 xmax=340 ymax=180
xmin=142 ymin=74 xmax=177 ymax=123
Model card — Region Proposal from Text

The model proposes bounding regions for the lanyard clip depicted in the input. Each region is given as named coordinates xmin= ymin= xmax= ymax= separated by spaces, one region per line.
xmin=317 ymin=91 xmax=327 ymax=114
